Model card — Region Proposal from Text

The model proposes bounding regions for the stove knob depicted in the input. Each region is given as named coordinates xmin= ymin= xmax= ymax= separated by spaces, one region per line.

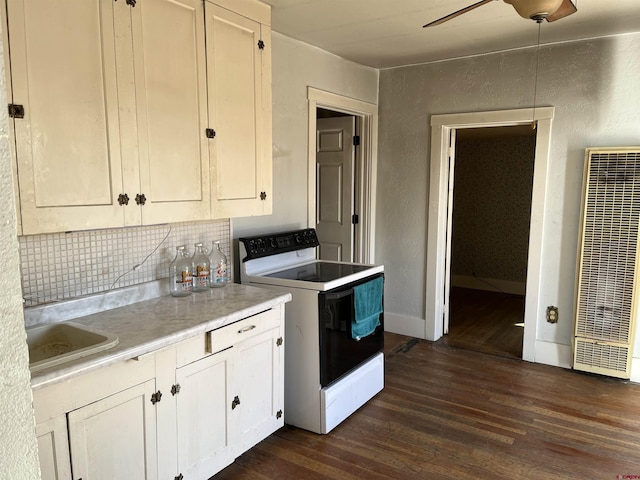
xmin=270 ymin=238 xmax=277 ymax=249
xmin=294 ymin=234 xmax=302 ymax=244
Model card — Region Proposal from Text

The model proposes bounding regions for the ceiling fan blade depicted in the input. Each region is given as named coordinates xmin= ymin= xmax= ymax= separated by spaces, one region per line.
xmin=423 ymin=0 xmax=495 ymax=28
xmin=546 ymin=0 xmax=577 ymax=22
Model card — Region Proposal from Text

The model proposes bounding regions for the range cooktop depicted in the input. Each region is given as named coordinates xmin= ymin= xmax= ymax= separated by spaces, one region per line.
xmin=264 ymin=261 xmax=373 ymax=283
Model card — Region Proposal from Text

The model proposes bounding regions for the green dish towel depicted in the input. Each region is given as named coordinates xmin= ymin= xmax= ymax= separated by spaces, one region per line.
xmin=352 ymin=276 xmax=383 ymax=340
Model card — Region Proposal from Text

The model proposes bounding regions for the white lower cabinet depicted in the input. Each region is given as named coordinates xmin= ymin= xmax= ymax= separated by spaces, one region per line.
xmin=33 ymin=306 xmax=284 ymax=480
xmin=175 ymin=347 xmax=235 ymax=478
xmin=68 ymin=379 xmax=159 ymax=480
xmin=35 ymin=415 xmax=72 ymax=480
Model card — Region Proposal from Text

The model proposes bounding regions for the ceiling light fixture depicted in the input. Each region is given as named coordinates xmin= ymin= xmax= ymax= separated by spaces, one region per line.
xmin=505 ymin=0 xmax=563 ymax=22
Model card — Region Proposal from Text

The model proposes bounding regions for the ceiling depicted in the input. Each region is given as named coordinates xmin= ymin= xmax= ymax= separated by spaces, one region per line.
xmin=261 ymin=0 xmax=640 ymax=68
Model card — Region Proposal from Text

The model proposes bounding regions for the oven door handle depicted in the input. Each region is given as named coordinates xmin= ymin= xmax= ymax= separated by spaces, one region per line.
xmin=323 ymin=288 xmax=353 ymax=301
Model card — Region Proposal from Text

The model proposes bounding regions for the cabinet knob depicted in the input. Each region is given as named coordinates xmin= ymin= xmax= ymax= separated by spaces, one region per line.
xmin=231 ymin=395 xmax=241 ymax=410
xmin=151 ymin=390 xmax=162 ymax=405
xmin=135 ymin=193 xmax=146 ymax=206
xmin=171 ymin=384 xmax=181 ymax=396
xmin=118 ymin=193 xmax=129 ymax=206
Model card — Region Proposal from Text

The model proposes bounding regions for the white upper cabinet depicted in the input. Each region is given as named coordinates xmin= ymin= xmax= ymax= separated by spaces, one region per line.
xmin=206 ymin=0 xmax=272 ymax=218
xmin=6 ymin=0 xmax=127 ymax=234
xmin=132 ymin=0 xmax=211 ymax=225
xmin=4 ymin=0 xmax=272 ymax=234
xmin=5 ymin=0 xmax=211 ymax=234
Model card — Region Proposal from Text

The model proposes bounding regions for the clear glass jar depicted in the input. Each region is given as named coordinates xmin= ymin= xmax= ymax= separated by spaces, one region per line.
xmin=210 ymin=240 xmax=228 ymax=288
xmin=192 ymin=242 xmax=210 ymax=292
xmin=169 ymin=245 xmax=193 ymax=297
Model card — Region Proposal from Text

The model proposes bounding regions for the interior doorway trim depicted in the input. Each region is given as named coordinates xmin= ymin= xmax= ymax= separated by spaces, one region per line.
xmin=307 ymin=87 xmax=379 ymax=263
xmin=426 ymin=107 xmax=555 ymax=362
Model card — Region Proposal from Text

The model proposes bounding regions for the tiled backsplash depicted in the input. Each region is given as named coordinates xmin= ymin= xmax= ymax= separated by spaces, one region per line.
xmin=20 ymin=220 xmax=231 ymax=307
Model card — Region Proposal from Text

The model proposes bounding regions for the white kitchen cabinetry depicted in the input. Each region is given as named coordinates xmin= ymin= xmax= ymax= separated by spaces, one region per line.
xmin=35 ymin=415 xmax=72 ymax=480
xmin=205 ymin=0 xmax=273 ymax=218
xmin=4 ymin=0 xmax=210 ymax=234
xmin=32 ymin=305 xmax=284 ymax=480
xmin=68 ymin=379 xmax=159 ymax=480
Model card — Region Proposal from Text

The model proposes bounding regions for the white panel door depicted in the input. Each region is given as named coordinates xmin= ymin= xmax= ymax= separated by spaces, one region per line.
xmin=316 ymin=117 xmax=356 ymax=261
xmin=175 ymin=348 xmax=235 ymax=478
xmin=233 ymin=328 xmax=283 ymax=454
xmin=206 ymin=2 xmax=272 ymax=218
xmin=68 ymin=379 xmax=158 ymax=480
xmin=6 ymin=0 xmax=126 ymax=234
xmin=132 ymin=0 xmax=210 ymax=225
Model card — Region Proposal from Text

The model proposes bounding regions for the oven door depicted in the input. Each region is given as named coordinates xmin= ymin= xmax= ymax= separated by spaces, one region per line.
xmin=318 ymin=273 xmax=384 ymax=387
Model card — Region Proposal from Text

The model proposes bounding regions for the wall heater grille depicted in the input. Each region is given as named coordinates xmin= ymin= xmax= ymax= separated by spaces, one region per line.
xmin=574 ymin=147 xmax=640 ymax=379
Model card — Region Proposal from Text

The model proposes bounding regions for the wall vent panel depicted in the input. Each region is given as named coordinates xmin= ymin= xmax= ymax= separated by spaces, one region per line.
xmin=574 ymin=147 xmax=640 ymax=379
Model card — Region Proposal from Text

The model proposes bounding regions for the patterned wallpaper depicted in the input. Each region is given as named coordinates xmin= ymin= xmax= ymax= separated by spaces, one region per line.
xmin=19 ymin=219 xmax=231 ymax=306
xmin=451 ymin=133 xmax=536 ymax=284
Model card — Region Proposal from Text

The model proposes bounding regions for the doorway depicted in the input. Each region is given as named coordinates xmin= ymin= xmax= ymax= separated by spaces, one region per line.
xmin=426 ymin=107 xmax=555 ymax=362
xmin=307 ymin=88 xmax=379 ymax=264
xmin=442 ymin=125 xmax=536 ymax=359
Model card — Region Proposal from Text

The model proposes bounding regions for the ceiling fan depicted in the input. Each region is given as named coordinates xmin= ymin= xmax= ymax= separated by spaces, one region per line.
xmin=423 ymin=0 xmax=577 ymax=27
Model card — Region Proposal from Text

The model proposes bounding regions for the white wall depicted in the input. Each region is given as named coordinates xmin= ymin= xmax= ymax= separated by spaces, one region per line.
xmin=377 ymin=33 xmax=640 ymax=366
xmin=233 ymin=32 xmax=379 ymax=242
xmin=0 ymin=23 xmax=41 ymax=479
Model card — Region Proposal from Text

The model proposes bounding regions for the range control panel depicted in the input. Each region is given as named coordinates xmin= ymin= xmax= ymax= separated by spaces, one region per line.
xmin=239 ymin=228 xmax=320 ymax=261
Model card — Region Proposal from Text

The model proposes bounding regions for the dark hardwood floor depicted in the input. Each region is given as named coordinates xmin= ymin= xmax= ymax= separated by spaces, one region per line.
xmin=214 ymin=333 xmax=640 ymax=479
xmin=442 ymin=287 xmax=525 ymax=359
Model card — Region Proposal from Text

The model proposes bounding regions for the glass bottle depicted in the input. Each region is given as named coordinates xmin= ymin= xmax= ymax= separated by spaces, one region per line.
xmin=192 ymin=242 xmax=210 ymax=292
xmin=169 ymin=245 xmax=193 ymax=297
xmin=210 ymin=240 xmax=228 ymax=288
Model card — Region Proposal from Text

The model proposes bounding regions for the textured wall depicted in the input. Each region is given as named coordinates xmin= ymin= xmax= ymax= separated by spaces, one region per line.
xmin=0 ymin=23 xmax=41 ymax=479
xmin=451 ymin=134 xmax=535 ymax=283
xmin=378 ymin=33 xmax=640 ymax=349
xmin=232 ymin=32 xmax=379 ymax=242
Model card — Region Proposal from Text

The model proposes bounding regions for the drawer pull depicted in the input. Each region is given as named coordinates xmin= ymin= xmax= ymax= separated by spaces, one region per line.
xmin=238 ymin=325 xmax=256 ymax=334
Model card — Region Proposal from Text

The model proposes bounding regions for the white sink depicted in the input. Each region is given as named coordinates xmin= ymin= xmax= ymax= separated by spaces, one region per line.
xmin=27 ymin=322 xmax=119 ymax=373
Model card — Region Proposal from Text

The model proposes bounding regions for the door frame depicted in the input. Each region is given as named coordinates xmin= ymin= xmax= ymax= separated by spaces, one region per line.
xmin=426 ymin=107 xmax=555 ymax=362
xmin=307 ymin=87 xmax=378 ymax=263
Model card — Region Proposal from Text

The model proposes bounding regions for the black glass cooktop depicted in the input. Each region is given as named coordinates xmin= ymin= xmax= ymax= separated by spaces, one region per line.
xmin=264 ymin=262 xmax=372 ymax=282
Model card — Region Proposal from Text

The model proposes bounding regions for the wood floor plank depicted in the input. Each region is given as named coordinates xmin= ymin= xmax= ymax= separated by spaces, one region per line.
xmin=213 ymin=333 xmax=640 ymax=479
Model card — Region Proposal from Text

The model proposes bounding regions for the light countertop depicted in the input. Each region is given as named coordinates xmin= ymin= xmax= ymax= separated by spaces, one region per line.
xmin=28 ymin=283 xmax=291 ymax=389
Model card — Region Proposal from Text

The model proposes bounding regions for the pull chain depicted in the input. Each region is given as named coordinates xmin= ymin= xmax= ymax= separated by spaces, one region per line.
xmin=532 ymin=21 xmax=542 ymax=130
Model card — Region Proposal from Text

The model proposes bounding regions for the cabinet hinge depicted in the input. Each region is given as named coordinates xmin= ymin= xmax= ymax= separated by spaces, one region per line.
xmin=8 ymin=104 xmax=24 ymax=119
xmin=175 ymin=474 xmax=184 ymax=480
xmin=276 ymin=337 xmax=283 ymax=347
xmin=351 ymin=214 xmax=359 ymax=225
xmin=260 ymin=191 xmax=267 ymax=201
xmin=118 ymin=193 xmax=129 ymax=206
xmin=151 ymin=391 xmax=162 ymax=405
xmin=135 ymin=193 xmax=146 ymax=206
xmin=276 ymin=410 xmax=283 ymax=419
xmin=171 ymin=384 xmax=181 ymax=396
xmin=258 ymin=39 xmax=265 ymax=50
xmin=231 ymin=395 xmax=241 ymax=410
xmin=353 ymin=135 xmax=360 ymax=146
xmin=206 ymin=128 xmax=216 ymax=139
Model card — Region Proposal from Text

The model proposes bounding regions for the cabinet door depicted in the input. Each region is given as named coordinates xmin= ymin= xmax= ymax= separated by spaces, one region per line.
xmin=205 ymin=2 xmax=272 ymax=218
xmin=131 ymin=0 xmax=211 ymax=225
xmin=6 ymin=0 xmax=128 ymax=234
xmin=234 ymin=327 xmax=284 ymax=453
xmin=36 ymin=415 xmax=72 ymax=480
xmin=175 ymin=347 xmax=235 ymax=479
xmin=68 ymin=379 xmax=158 ymax=480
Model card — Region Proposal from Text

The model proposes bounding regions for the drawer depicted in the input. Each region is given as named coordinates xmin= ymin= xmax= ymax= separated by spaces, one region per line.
xmin=208 ymin=308 xmax=280 ymax=355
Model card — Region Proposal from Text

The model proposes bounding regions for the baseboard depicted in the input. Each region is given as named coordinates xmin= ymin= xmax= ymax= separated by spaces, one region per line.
xmin=384 ymin=312 xmax=426 ymax=339
xmin=630 ymin=357 xmax=640 ymax=384
xmin=451 ymin=275 xmax=526 ymax=296
xmin=534 ymin=340 xmax=572 ymax=369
